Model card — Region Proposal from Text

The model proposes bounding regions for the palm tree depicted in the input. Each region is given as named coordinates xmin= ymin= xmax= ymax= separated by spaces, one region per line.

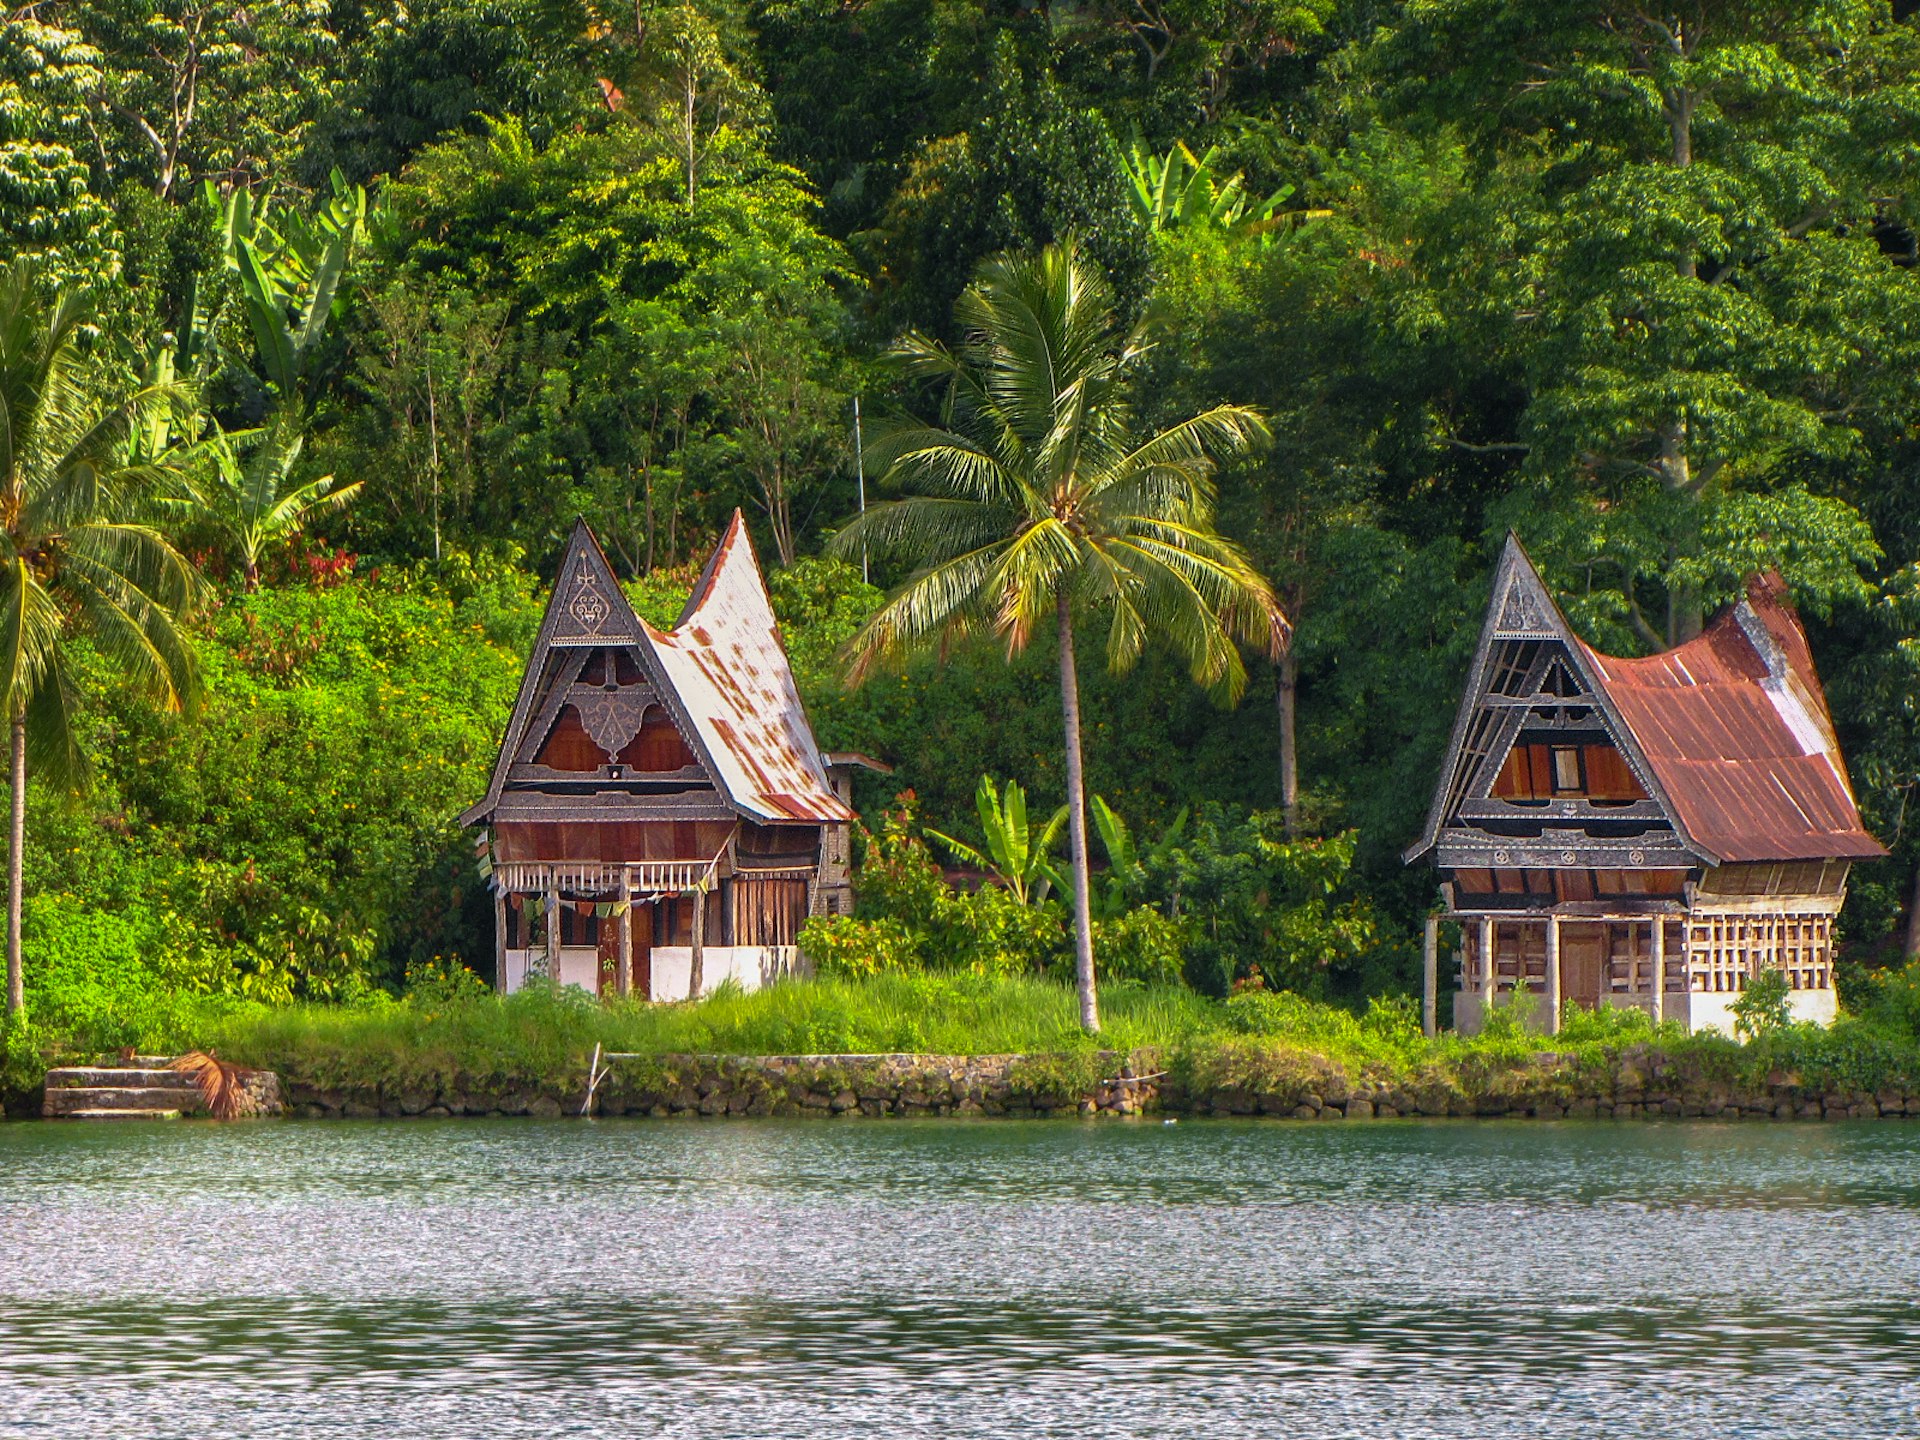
xmin=175 ymin=417 xmax=361 ymax=589
xmin=0 ymin=262 xmax=203 ymax=1017
xmin=832 ymin=241 xmax=1287 ymax=1032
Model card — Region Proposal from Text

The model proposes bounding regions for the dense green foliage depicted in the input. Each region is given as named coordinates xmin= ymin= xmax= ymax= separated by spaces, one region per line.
xmin=6 ymin=0 xmax=1920 ymax=1056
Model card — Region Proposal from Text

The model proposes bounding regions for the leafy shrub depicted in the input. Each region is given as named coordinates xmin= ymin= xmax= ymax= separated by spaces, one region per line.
xmin=403 ymin=957 xmax=494 ymax=1006
xmin=798 ymin=915 xmax=924 ymax=978
xmin=1732 ymin=968 xmax=1793 ymax=1041
xmin=18 ymin=895 xmax=262 ymax=1054
xmin=851 ymin=796 xmax=951 ymax=930
xmin=1089 ymin=906 xmax=1186 ymax=987
xmin=1361 ymin=992 xmax=1423 ymax=1045
xmin=1860 ymin=959 xmax=1920 ymax=1040
xmin=938 ymin=882 xmax=1066 ymax=975
xmin=1126 ymin=807 xmax=1380 ymax=996
xmin=51 ymin=565 xmax=529 ymax=1001
xmin=1476 ymin=984 xmax=1542 ymax=1057
xmin=1554 ymin=1002 xmax=1660 ymax=1045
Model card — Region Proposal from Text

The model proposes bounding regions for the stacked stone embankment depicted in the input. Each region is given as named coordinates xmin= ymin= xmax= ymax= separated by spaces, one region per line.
xmin=41 ymin=1057 xmax=283 ymax=1119
xmin=273 ymin=1044 xmax=1920 ymax=1122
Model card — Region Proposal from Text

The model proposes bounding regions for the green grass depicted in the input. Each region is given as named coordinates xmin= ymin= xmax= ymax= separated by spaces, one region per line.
xmin=11 ymin=969 xmax=1920 ymax=1102
xmin=196 ymin=974 xmax=1228 ymax=1089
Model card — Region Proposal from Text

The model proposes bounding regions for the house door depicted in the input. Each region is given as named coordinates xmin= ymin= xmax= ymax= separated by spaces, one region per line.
xmin=597 ymin=903 xmax=655 ymax=998
xmin=597 ymin=914 xmax=621 ymax=998
xmin=632 ymin=904 xmax=654 ymax=1001
xmin=1560 ymin=924 xmax=1608 ymax=1013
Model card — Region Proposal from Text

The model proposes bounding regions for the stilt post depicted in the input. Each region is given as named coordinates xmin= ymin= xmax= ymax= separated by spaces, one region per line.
xmin=1651 ymin=916 xmax=1665 ymax=1025
xmin=1422 ymin=914 xmax=1438 ymax=1038
xmin=1479 ymin=915 xmax=1496 ymax=1008
xmin=494 ymin=889 xmax=508 ymax=993
xmin=545 ymin=876 xmax=560 ymax=978
xmin=618 ymin=865 xmax=633 ymax=999
xmin=689 ymin=884 xmax=707 ymax=1000
xmin=1545 ymin=914 xmax=1562 ymax=1035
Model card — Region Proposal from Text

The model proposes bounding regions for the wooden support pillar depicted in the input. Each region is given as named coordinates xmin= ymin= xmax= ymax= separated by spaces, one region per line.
xmin=545 ymin=878 xmax=560 ymax=977
xmin=617 ymin=865 xmax=633 ymax=999
xmin=1651 ymin=917 xmax=1665 ymax=1025
xmin=1479 ymin=915 xmax=1496 ymax=1007
xmin=494 ymin=889 xmax=508 ymax=993
xmin=689 ymin=884 xmax=706 ymax=1001
xmin=1544 ymin=914 xmax=1562 ymax=1035
xmin=1422 ymin=914 xmax=1438 ymax=1038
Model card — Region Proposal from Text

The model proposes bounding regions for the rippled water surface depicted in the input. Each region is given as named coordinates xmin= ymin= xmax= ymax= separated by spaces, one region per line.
xmin=4 ymin=1117 xmax=1920 ymax=1438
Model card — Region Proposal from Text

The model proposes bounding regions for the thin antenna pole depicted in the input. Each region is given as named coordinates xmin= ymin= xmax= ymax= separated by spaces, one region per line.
xmin=853 ymin=394 xmax=868 ymax=583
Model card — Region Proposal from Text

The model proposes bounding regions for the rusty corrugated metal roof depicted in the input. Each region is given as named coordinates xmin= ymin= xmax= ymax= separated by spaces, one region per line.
xmin=1579 ymin=574 xmax=1884 ymax=863
xmin=640 ymin=512 xmax=855 ymax=826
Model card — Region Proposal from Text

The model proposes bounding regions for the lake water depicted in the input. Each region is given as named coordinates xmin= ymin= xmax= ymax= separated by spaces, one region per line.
xmin=2 ymin=1117 xmax=1918 ymax=1438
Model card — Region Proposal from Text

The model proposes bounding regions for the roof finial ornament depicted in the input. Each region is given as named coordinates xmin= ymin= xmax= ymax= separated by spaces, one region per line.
xmin=568 ymin=569 xmax=612 ymax=634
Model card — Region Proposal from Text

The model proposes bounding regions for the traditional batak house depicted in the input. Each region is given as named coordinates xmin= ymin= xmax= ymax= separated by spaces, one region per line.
xmin=1406 ymin=536 xmax=1884 ymax=1036
xmin=462 ymin=513 xmax=876 ymax=1000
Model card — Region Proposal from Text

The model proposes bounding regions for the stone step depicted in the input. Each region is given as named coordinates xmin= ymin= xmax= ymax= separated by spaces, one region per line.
xmin=62 ymin=1108 xmax=184 ymax=1121
xmin=44 ymin=1086 xmax=208 ymax=1118
xmin=89 ymin=1054 xmax=175 ymax=1068
xmin=45 ymin=1067 xmax=198 ymax=1090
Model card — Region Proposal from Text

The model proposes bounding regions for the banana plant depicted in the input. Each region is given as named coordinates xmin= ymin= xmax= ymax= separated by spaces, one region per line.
xmin=1121 ymin=132 xmax=1300 ymax=238
xmin=1089 ymin=796 xmax=1189 ymax=919
xmin=929 ymin=776 xmax=1068 ymax=905
xmin=173 ymin=417 xmax=362 ymax=589
xmin=178 ymin=172 xmax=367 ymax=402
xmin=234 ymin=219 xmax=354 ymax=402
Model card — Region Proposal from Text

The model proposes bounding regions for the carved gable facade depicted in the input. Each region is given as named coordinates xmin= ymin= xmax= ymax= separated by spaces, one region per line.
xmin=1407 ymin=537 xmax=1883 ymax=1037
xmin=461 ymin=515 xmax=878 ymax=1001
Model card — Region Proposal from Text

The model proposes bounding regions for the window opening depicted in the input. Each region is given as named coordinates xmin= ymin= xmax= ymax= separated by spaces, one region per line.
xmin=1551 ymin=746 xmax=1583 ymax=793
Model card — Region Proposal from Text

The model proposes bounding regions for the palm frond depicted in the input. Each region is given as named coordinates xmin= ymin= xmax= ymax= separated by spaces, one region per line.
xmin=829 ymin=496 xmax=1018 ymax=567
xmin=844 ymin=238 xmax=1284 ymax=711
xmin=0 ymin=561 xmax=64 ymax=720
xmin=985 ymin=516 xmax=1081 ymax=653
xmin=168 ymin=1051 xmax=260 ymax=1120
xmin=24 ymin=661 xmax=85 ymax=792
xmin=842 ymin=542 xmax=1010 ymax=683
xmin=1094 ymin=404 xmax=1271 ymax=504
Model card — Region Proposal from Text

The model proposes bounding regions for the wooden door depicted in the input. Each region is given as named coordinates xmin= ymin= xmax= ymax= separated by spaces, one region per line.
xmin=1560 ymin=924 xmax=1607 ymax=1011
xmin=597 ymin=914 xmax=621 ymax=998
xmin=631 ymin=904 xmax=654 ymax=1001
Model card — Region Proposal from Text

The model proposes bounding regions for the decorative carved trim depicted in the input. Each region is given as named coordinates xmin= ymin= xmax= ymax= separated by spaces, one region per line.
xmin=573 ymin=685 xmax=651 ymax=759
xmin=1494 ymin=573 xmax=1555 ymax=636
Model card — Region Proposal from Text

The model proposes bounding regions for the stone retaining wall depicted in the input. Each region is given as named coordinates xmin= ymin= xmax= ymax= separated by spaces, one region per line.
xmin=274 ymin=1045 xmax=1920 ymax=1122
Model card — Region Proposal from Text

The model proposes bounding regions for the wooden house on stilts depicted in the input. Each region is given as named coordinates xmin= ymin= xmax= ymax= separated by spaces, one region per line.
xmin=462 ymin=513 xmax=874 ymax=1000
xmin=1406 ymin=536 xmax=1884 ymax=1036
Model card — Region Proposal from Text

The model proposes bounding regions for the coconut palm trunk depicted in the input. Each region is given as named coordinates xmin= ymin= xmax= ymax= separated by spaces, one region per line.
xmin=1056 ymin=591 xmax=1098 ymax=1031
xmin=5 ymin=708 xmax=22 ymax=1016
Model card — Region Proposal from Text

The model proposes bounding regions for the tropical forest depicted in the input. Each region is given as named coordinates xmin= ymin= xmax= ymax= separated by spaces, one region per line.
xmin=7 ymin=0 xmax=1920 ymax=1097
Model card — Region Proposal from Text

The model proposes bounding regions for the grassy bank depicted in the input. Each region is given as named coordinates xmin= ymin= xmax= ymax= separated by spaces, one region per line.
xmin=11 ymin=971 xmax=1920 ymax=1109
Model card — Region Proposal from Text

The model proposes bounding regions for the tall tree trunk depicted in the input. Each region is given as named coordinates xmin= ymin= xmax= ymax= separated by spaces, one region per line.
xmin=1057 ymin=592 xmax=1098 ymax=1033
xmin=6 ymin=709 xmax=24 ymax=1017
xmin=1275 ymin=646 xmax=1299 ymax=838
xmin=1905 ymin=860 xmax=1920 ymax=961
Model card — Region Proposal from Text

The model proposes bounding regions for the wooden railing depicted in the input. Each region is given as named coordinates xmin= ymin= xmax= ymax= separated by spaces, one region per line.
xmin=492 ymin=859 xmax=708 ymax=896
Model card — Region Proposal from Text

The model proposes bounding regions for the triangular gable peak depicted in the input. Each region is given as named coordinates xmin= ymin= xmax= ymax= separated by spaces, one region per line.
xmin=640 ymin=511 xmax=853 ymax=825
xmin=1406 ymin=536 xmax=1698 ymax=868
xmin=461 ymin=514 xmax=852 ymax=830
xmin=461 ymin=521 xmax=724 ymax=827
